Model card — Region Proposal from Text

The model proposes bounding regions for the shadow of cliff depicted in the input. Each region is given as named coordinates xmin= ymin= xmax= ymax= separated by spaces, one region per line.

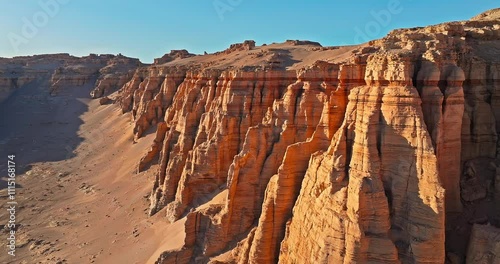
xmin=445 ymin=157 xmax=499 ymax=261
xmin=379 ymin=124 xmax=443 ymax=263
xmin=0 ymin=177 xmax=23 ymax=191
xmin=265 ymin=49 xmax=301 ymax=70
xmin=0 ymin=78 xmax=93 ymax=176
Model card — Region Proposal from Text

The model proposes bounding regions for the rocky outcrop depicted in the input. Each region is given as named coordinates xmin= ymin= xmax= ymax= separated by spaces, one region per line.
xmin=99 ymin=96 xmax=112 ymax=105
xmin=466 ymin=224 xmax=500 ymax=263
xmin=471 ymin=8 xmax=500 ymax=21
xmin=90 ymin=55 xmax=143 ymax=98
xmin=50 ymin=65 xmax=99 ymax=95
xmin=0 ymin=53 xmax=143 ymax=103
xmin=113 ymin=9 xmax=500 ymax=264
xmin=155 ymin=213 xmax=198 ymax=264
xmin=154 ymin=50 xmax=196 ymax=65
xmin=3 ymin=8 xmax=499 ymax=264
xmin=279 ymin=81 xmax=444 ymax=264
xmin=0 ymin=55 xmax=69 ymax=103
xmin=285 ymin=39 xmax=322 ymax=46
xmin=215 ymin=40 xmax=256 ymax=55
xmin=0 ymin=75 xmax=35 ymax=103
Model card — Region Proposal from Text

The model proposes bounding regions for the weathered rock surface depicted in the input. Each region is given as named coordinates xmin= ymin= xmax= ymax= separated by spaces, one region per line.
xmin=90 ymin=55 xmax=143 ymax=98
xmin=218 ymin=40 xmax=256 ymax=55
xmin=466 ymin=224 xmax=500 ymax=264
xmin=0 ymin=53 xmax=143 ymax=103
xmin=99 ymin=96 xmax=112 ymax=105
xmin=154 ymin=50 xmax=196 ymax=65
xmin=118 ymin=9 xmax=498 ymax=264
xmin=2 ymin=8 xmax=500 ymax=264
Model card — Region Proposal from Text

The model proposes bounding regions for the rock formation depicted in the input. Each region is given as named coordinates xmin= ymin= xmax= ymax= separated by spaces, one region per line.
xmin=2 ymin=8 xmax=500 ymax=264
xmin=221 ymin=40 xmax=256 ymax=55
xmin=112 ymin=9 xmax=498 ymax=264
xmin=154 ymin=50 xmax=196 ymax=65
xmin=466 ymin=224 xmax=500 ymax=263
xmin=0 ymin=53 xmax=143 ymax=104
xmin=90 ymin=55 xmax=143 ymax=98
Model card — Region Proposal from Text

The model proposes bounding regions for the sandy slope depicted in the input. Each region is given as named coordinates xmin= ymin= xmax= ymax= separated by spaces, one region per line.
xmin=0 ymin=83 xmax=184 ymax=263
xmin=160 ymin=42 xmax=363 ymax=70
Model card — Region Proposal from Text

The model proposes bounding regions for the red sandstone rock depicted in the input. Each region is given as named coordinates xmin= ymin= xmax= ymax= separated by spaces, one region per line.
xmin=3 ymin=9 xmax=498 ymax=264
xmin=146 ymin=10 xmax=500 ymax=263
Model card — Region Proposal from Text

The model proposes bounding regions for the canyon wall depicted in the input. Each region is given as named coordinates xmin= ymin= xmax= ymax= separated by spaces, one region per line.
xmin=1 ymin=9 xmax=499 ymax=264
xmin=0 ymin=53 xmax=142 ymax=104
xmin=114 ymin=11 xmax=500 ymax=264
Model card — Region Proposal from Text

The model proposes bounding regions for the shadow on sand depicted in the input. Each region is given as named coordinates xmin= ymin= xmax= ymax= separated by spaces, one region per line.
xmin=0 ymin=77 xmax=96 ymax=178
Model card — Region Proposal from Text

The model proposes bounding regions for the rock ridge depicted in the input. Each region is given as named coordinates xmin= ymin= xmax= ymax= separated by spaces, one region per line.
xmin=118 ymin=10 xmax=499 ymax=264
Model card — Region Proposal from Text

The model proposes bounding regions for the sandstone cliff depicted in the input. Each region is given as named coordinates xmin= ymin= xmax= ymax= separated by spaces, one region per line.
xmin=109 ymin=10 xmax=500 ymax=264
xmin=90 ymin=55 xmax=142 ymax=98
xmin=2 ymin=9 xmax=499 ymax=264
xmin=0 ymin=53 xmax=143 ymax=104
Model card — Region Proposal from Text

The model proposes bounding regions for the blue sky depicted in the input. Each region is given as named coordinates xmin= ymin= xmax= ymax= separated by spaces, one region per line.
xmin=0 ymin=0 xmax=497 ymax=63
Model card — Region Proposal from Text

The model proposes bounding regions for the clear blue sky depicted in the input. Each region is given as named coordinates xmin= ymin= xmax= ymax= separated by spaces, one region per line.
xmin=0 ymin=0 xmax=497 ymax=63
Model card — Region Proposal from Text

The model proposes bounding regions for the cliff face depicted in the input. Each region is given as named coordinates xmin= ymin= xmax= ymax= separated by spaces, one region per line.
xmin=2 ymin=9 xmax=499 ymax=264
xmin=112 ymin=10 xmax=500 ymax=264
xmin=0 ymin=53 xmax=142 ymax=104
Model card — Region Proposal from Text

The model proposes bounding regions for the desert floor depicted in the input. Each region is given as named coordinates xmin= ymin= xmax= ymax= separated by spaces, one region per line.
xmin=0 ymin=82 xmax=185 ymax=264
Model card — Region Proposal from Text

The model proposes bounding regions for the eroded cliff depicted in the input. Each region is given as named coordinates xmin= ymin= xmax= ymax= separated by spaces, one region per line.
xmin=0 ymin=53 xmax=143 ymax=104
xmin=2 ymin=8 xmax=499 ymax=264
xmin=107 ymin=9 xmax=500 ymax=264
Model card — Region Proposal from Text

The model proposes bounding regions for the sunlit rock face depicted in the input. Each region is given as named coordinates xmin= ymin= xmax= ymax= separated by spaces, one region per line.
xmin=110 ymin=10 xmax=500 ymax=264
xmin=3 ymin=9 xmax=500 ymax=264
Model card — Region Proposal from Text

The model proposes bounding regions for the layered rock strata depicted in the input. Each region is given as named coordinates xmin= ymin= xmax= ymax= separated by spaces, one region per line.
xmin=0 ymin=53 xmax=143 ymax=103
xmin=2 ymin=8 xmax=499 ymax=264
xmin=90 ymin=55 xmax=143 ymax=98
xmin=112 ymin=10 xmax=500 ymax=264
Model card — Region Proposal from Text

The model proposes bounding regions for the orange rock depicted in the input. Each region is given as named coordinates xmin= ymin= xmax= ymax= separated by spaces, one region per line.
xmin=14 ymin=9 xmax=491 ymax=264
